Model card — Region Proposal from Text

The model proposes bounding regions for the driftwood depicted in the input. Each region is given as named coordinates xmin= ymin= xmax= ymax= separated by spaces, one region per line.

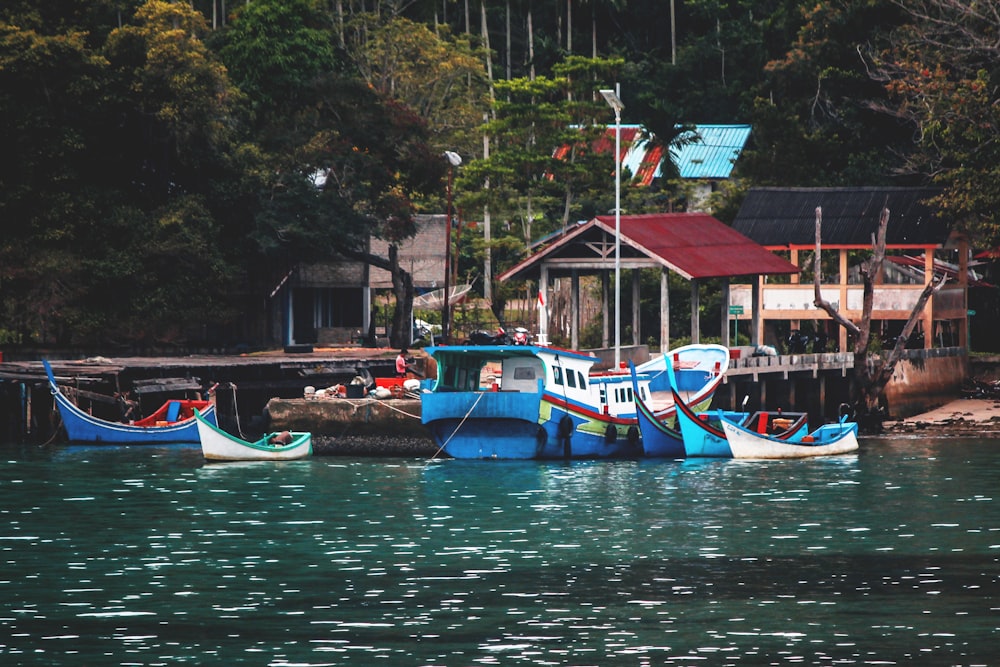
xmin=811 ymin=205 xmax=947 ymax=430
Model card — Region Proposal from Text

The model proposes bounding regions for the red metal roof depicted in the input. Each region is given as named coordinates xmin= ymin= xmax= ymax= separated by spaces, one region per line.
xmin=499 ymin=213 xmax=800 ymax=282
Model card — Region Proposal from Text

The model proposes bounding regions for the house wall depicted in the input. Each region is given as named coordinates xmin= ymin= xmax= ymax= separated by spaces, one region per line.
xmin=369 ymin=214 xmax=447 ymax=289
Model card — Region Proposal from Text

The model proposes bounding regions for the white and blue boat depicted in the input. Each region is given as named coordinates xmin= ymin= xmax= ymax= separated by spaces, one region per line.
xmin=420 ymin=344 xmax=649 ymax=459
xmin=665 ymin=358 xmax=808 ymax=457
xmin=718 ymin=412 xmax=858 ymax=459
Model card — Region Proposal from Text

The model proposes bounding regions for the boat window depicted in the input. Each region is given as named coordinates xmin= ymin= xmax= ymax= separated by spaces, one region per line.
xmin=553 ymin=366 xmax=564 ymax=385
xmin=566 ymin=370 xmax=577 ymax=388
xmin=599 ymin=385 xmax=607 ymax=404
xmin=577 ymin=371 xmax=587 ymax=390
xmin=512 ymin=367 xmax=535 ymax=380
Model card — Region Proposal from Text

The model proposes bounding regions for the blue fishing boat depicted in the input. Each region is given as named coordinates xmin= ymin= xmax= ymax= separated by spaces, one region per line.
xmin=628 ymin=361 xmax=685 ymax=457
xmin=420 ymin=345 xmax=649 ymax=459
xmin=44 ymin=360 xmax=217 ymax=444
xmin=669 ymin=359 xmax=809 ymax=457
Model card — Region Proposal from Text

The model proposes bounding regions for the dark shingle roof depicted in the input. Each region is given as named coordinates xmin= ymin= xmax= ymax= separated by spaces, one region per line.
xmin=732 ymin=187 xmax=950 ymax=247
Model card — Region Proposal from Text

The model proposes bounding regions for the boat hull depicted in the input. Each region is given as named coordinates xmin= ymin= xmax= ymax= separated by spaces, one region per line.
xmin=423 ymin=390 xmax=639 ymax=459
xmin=720 ymin=419 xmax=859 ymax=459
xmin=633 ymin=387 xmax=685 ymax=457
xmin=195 ymin=410 xmax=312 ymax=461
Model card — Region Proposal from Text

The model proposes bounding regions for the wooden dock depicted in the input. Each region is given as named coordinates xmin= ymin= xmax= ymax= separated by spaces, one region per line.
xmin=0 ymin=345 xmax=969 ymax=446
xmin=0 ymin=349 xmax=409 ymax=444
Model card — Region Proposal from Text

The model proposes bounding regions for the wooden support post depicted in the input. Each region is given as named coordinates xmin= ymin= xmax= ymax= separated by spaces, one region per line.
xmin=721 ymin=280 xmax=731 ymax=348
xmin=660 ymin=268 xmax=670 ymax=351
xmin=839 ymin=250 xmax=849 ymax=353
xmin=601 ymin=271 xmax=610 ymax=349
xmin=538 ymin=267 xmax=550 ymax=345
xmin=571 ymin=270 xmax=580 ymax=350
xmin=923 ymin=251 xmax=934 ymax=349
xmin=752 ymin=276 xmax=762 ymax=346
xmin=958 ymin=236 xmax=969 ymax=350
xmin=632 ymin=269 xmax=641 ymax=347
xmin=690 ymin=279 xmax=700 ymax=344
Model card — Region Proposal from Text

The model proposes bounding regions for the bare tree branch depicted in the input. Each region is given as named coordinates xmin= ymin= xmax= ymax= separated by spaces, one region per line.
xmin=813 ymin=206 xmax=861 ymax=335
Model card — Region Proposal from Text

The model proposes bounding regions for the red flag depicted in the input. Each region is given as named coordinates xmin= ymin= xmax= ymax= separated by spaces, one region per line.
xmin=537 ymin=290 xmax=545 ymax=309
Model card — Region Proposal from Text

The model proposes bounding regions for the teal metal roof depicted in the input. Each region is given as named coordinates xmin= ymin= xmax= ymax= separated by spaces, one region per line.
xmin=674 ymin=124 xmax=751 ymax=179
xmin=609 ymin=124 xmax=751 ymax=183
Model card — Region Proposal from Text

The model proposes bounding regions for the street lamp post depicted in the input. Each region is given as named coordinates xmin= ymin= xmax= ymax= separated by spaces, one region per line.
xmin=599 ymin=87 xmax=624 ymax=368
xmin=442 ymin=151 xmax=462 ymax=344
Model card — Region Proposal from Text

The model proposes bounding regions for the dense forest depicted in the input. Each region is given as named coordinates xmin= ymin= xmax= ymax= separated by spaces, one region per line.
xmin=2 ymin=0 xmax=998 ymax=348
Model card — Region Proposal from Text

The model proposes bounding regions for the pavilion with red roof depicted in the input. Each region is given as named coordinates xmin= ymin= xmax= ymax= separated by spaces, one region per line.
xmin=498 ymin=212 xmax=799 ymax=355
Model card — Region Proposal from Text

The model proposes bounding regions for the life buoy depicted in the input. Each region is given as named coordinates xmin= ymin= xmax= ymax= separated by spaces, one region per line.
xmin=838 ymin=403 xmax=855 ymax=422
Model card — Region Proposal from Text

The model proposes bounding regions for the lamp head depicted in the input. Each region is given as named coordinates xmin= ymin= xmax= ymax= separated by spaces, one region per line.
xmin=599 ymin=89 xmax=624 ymax=113
xmin=444 ymin=151 xmax=462 ymax=167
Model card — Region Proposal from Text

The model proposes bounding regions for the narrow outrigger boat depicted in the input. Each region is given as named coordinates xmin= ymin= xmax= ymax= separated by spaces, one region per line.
xmin=630 ymin=353 xmax=808 ymax=457
xmin=194 ymin=409 xmax=312 ymax=461
xmin=44 ymin=360 xmax=216 ymax=444
xmin=626 ymin=344 xmax=731 ymax=457
xmin=718 ymin=412 xmax=858 ymax=459
xmin=666 ymin=357 xmax=809 ymax=457
xmin=420 ymin=344 xmax=650 ymax=459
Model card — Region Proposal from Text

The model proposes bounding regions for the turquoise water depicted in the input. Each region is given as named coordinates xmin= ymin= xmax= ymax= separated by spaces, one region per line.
xmin=0 ymin=437 xmax=997 ymax=665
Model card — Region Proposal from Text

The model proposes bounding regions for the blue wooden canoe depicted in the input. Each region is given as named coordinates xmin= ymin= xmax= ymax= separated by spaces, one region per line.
xmin=665 ymin=358 xmax=808 ymax=457
xmin=44 ymin=360 xmax=217 ymax=444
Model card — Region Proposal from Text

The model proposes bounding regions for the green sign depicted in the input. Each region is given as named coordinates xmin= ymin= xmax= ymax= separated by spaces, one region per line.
xmin=728 ymin=305 xmax=744 ymax=316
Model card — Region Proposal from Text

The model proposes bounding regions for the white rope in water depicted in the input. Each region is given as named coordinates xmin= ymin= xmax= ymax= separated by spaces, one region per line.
xmin=428 ymin=391 xmax=485 ymax=461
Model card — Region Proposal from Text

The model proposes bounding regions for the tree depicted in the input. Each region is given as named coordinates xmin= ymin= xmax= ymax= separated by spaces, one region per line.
xmin=345 ymin=14 xmax=487 ymax=143
xmin=873 ymin=0 xmax=1000 ymax=249
xmin=219 ymin=0 xmax=445 ymax=347
xmin=741 ymin=0 xmax=915 ymax=187
xmin=0 ymin=1 xmax=241 ymax=345
xmin=811 ymin=206 xmax=945 ymax=431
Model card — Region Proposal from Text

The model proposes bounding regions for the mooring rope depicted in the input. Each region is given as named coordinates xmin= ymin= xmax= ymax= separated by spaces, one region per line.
xmin=361 ymin=398 xmax=421 ymax=420
xmin=231 ymin=383 xmax=247 ymax=439
xmin=428 ymin=391 xmax=485 ymax=461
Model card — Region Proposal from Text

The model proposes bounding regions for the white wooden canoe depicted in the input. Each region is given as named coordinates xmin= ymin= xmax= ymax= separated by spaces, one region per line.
xmin=195 ymin=409 xmax=311 ymax=461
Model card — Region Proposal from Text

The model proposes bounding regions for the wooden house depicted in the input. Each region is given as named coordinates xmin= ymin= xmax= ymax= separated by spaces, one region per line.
xmin=729 ymin=187 xmax=969 ymax=353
